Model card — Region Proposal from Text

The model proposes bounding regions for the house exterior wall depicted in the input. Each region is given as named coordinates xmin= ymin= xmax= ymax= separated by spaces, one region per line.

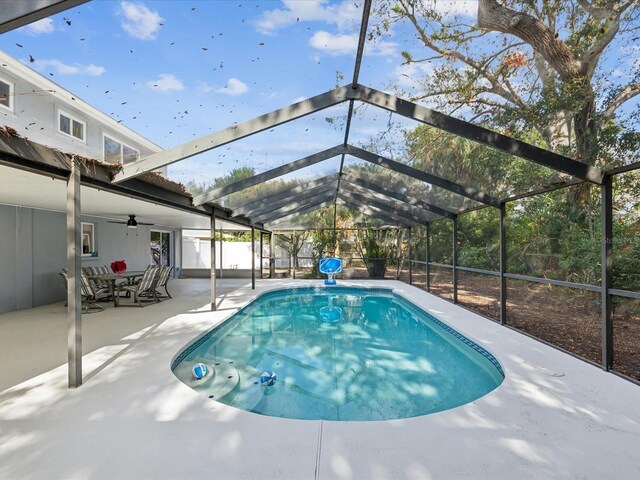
xmin=0 ymin=50 xmax=165 ymax=173
xmin=0 ymin=204 xmax=182 ymax=314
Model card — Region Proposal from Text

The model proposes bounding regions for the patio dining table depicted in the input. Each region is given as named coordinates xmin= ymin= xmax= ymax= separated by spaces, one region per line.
xmin=87 ymin=271 xmax=146 ymax=307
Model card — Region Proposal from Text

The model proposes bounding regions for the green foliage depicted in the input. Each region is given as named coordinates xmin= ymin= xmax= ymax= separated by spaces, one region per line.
xmin=354 ymin=228 xmax=399 ymax=277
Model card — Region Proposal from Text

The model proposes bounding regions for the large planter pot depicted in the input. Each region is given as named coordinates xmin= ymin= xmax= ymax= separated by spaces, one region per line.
xmin=366 ymin=258 xmax=387 ymax=278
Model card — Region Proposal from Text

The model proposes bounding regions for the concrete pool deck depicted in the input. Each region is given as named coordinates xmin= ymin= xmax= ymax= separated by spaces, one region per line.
xmin=1 ymin=278 xmax=639 ymax=479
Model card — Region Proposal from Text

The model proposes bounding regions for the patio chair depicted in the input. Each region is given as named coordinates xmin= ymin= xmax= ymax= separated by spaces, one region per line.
xmin=116 ymin=267 xmax=160 ymax=307
xmin=154 ymin=265 xmax=174 ymax=300
xmin=59 ymin=270 xmax=110 ymax=313
xmin=84 ymin=265 xmax=113 ymax=297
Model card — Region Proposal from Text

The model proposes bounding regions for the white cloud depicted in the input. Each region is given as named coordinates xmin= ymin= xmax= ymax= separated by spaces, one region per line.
xmin=255 ymin=0 xmax=361 ymax=35
xmin=310 ymin=31 xmax=356 ymax=55
xmin=216 ymin=78 xmax=248 ymax=96
xmin=310 ymin=31 xmax=397 ymax=57
xmin=21 ymin=18 xmax=54 ymax=35
xmin=120 ymin=1 xmax=163 ymax=40
xmin=147 ymin=74 xmax=184 ymax=92
xmin=32 ymin=59 xmax=105 ymax=76
xmin=394 ymin=62 xmax=433 ymax=90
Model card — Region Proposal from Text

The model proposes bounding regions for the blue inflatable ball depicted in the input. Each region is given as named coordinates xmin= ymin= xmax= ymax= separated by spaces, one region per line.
xmin=260 ymin=370 xmax=277 ymax=386
xmin=192 ymin=362 xmax=208 ymax=379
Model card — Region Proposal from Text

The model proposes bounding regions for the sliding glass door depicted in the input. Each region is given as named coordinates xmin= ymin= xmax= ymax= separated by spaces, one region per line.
xmin=150 ymin=230 xmax=172 ymax=267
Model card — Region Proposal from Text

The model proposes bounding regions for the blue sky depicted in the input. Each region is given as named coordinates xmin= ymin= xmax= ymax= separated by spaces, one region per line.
xmin=0 ymin=0 xmax=411 ymax=186
xmin=0 ymin=0 xmax=637 ymax=188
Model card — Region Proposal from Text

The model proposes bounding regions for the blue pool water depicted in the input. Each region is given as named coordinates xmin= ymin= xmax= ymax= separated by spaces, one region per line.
xmin=172 ymin=287 xmax=504 ymax=421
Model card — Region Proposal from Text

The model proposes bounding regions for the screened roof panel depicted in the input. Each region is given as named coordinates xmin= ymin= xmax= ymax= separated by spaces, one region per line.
xmin=341 ymin=155 xmax=481 ymax=213
xmin=217 ymin=156 xmax=342 ymax=211
xmin=341 ymin=181 xmax=442 ymax=223
xmin=169 ymin=102 xmax=349 ymax=188
xmin=265 ymin=204 xmax=337 ymax=230
xmin=266 ymin=203 xmax=403 ymax=230
xmin=347 ymin=102 xmax=575 ymax=201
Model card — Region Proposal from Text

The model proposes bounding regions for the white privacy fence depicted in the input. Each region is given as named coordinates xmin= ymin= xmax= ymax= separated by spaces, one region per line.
xmin=182 ymin=237 xmax=315 ymax=270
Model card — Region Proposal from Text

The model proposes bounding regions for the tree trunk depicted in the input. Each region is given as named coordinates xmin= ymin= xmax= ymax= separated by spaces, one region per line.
xmin=573 ymin=82 xmax=598 ymax=165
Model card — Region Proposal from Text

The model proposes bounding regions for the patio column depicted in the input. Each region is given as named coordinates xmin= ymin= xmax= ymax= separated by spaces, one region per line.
xmin=66 ymin=156 xmax=82 ymax=388
xmin=210 ymin=215 xmax=216 ymax=311
xmin=259 ymin=232 xmax=264 ymax=279
xmin=219 ymin=229 xmax=223 ymax=279
xmin=408 ymin=226 xmax=413 ymax=285
xmin=291 ymin=232 xmax=296 ymax=280
xmin=601 ymin=175 xmax=613 ymax=370
xmin=425 ymin=223 xmax=430 ymax=292
xmin=251 ymin=226 xmax=256 ymax=290
xmin=269 ymin=233 xmax=275 ymax=278
xmin=395 ymin=228 xmax=402 ymax=280
xmin=452 ymin=216 xmax=458 ymax=304
xmin=500 ymin=203 xmax=507 ymax=325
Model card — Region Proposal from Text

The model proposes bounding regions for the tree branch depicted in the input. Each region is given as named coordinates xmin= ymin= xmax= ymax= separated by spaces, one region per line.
xmin=477 ymin=0 xmax=583 ymax=80
xmin=399 ymin=0 xmax=527 ymax=109
xmin=599 ymin=83 xmax=640 ymax=126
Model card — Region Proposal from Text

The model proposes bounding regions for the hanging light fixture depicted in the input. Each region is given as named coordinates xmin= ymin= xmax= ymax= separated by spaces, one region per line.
xmin=126 ymin=214 xmax=138 ymax=229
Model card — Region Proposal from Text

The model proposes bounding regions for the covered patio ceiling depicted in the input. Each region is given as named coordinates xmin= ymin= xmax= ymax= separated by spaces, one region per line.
xmin=0 ymin=130 xmax=262 ymax=232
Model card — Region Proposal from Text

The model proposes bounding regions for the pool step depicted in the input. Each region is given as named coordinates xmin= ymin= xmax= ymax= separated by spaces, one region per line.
xmin=173 ymin=357 xmax=240 ymax=400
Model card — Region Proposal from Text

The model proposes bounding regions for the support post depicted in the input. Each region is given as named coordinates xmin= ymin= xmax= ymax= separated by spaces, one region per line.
xmin=259 ymin=232 xmax=264 ymax=279
xmin=452 ymin=216 xmax=458 ymax=303
xmin=500 ymin=203 xmax=507 ymax=324
xmin=408 ymin=226 xmax=413 ymax=285
xmin=601 ymin=175 xmax=613 ymax=370
xmin=395 ymin=228 xmax=402 ymax=280
xmin=269 ymin=233 xmax=275 ymax=278
xmin=210 ymin=215 xmax=217 ymax=311
xmin=291 ymin=232 xmax=296 ymax=280
xmin=67 ymin=156 xmax=82 ymax=388
xmin=219 ymin=229 xmax=223 ymax=279
xmin=426 ymin=223 xmax=431 ymax=292
xmin=251 ymin=226 xmax=256 ymax=290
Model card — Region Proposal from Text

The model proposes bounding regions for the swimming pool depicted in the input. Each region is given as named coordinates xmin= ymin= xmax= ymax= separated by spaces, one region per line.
xmin=172 ymin=287 xmax=504 ymax=421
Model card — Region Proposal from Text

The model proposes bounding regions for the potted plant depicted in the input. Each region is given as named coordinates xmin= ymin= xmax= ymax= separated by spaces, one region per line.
xmin=354 ymin=229 xmax=395 ymax=278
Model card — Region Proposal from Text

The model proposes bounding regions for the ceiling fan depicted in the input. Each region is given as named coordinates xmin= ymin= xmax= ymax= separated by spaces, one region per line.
xmin=107 ymin=214 xmax=154 ymax=229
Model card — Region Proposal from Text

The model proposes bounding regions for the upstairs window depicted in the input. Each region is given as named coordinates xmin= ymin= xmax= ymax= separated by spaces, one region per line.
xmin=0 ymin=77 xmax=12 ymax=111
xmin=59 ymin=111 xmax=86 ymax=142
xmin=104 ymin=134 xmax=139 ymax=164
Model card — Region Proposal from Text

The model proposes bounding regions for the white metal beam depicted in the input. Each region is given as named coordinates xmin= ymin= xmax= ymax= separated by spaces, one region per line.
xmin=66 ymin=157 xmax=82 ymax=388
